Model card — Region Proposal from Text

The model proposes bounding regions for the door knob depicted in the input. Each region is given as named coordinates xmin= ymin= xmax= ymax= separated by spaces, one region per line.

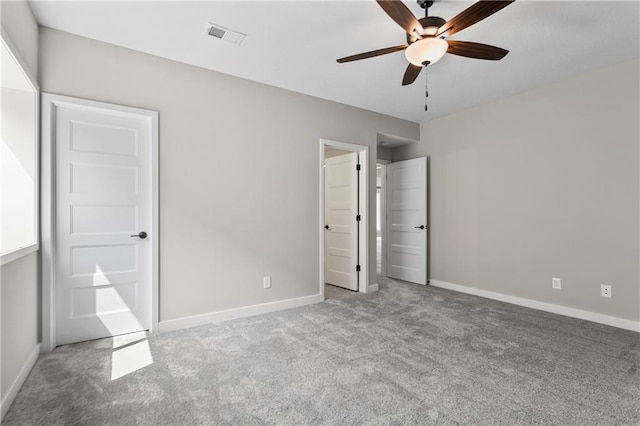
xmin=414 ymin=225 xmax=425 ymax=230
xmin=324 ymin=225 xmax=330 ymax=230
xmin=130 ymin=231 xmax=148 ymax=239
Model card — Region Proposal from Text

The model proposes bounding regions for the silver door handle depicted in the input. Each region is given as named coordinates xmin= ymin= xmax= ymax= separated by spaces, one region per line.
xmin=130 ymin=231 xmax=148 ymax=239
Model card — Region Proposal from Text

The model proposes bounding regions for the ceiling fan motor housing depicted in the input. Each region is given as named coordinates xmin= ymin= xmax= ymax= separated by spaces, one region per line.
xmin=407 ymin=16 xmax=447 ymax=43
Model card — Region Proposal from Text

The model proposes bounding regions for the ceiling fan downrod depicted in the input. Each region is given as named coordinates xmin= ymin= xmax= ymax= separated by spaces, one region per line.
xmin=418 ymin=0 xmax=434 ymax=18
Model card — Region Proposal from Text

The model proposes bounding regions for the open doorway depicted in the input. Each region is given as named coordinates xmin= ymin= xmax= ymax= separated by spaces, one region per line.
xmin=320 ymin=139 xmax=369 ymax=301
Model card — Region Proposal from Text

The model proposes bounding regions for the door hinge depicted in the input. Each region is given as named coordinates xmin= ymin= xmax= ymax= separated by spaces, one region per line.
xmin=356 ymin=265 xmax=361 ymax=272
xmin=356 ymin=164 xmax=361 ymax=171
xmin=356 ymin=214 xmax=361 ymax=222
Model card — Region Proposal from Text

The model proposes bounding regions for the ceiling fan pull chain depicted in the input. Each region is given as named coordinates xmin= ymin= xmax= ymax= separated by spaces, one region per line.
xmin=423 ymin=61 xmax=430 ymax=111
xmin=424 ymin=73 xmax=428 ymax=111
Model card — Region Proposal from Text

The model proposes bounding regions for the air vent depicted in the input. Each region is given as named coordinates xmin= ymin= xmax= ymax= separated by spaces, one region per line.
xmin=206 ymin=23 xmax=246 ymax=45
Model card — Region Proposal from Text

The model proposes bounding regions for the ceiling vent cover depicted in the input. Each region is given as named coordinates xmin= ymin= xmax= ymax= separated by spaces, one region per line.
xmin=206 ymin=23 xmax=246 ymax=45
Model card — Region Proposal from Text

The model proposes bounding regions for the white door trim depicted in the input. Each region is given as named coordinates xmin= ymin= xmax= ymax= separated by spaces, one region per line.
xmin=40 ymin=93 xmax=159 ymax=352
xmin=319 ymin=139 xmax=369 ymax=300
xmin=376 ymin=160 xmax=390 ymax=277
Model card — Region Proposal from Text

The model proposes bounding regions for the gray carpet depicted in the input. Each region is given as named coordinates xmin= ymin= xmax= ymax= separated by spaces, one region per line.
xmin=4 ymin=277 xmax=639 ymax=425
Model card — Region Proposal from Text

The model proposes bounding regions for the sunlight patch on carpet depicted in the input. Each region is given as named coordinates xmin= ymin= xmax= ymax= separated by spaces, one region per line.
xmin=111 ymin=339 xmax=153 ymax=380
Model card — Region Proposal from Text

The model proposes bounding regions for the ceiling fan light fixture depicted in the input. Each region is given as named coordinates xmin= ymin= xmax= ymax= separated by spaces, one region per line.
xmin=404 ymin=37 xmax=448 ymax=66
xmin=423 ymin=26 xmax=440 ymax=36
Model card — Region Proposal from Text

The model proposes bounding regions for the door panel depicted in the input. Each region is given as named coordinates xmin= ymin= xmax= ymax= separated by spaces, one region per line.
xmin=387 ymin=157 xmax=427 ymax=284
xmin=324 ymin=152 xmax=358 ymax=291
xmin=71 ymin=205 xmax=137 ymax=234
xmin=55 ymin=102 xmax=153 ymax=346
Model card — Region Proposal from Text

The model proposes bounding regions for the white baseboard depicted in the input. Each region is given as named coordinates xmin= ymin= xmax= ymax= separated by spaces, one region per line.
xmin=159 ymin=294 xmax=323 ymax=333
xmin=1 ymin=343 xmax=40 ymax=420
xmin=367 ymin=284 xmax=379 ymax=293
xmin=430 ymin=280 xmax=640 ymax=333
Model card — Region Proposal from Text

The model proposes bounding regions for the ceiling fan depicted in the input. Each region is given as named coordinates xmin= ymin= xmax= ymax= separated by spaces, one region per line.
xmin=337 ymin=0 xmax=515 ymax=109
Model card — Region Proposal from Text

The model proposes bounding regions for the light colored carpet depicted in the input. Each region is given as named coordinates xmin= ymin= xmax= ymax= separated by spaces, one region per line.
xmin=4 ymin=277 xmax=639 ymax=425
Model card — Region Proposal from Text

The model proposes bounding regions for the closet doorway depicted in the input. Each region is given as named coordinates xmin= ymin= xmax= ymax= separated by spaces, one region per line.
xmin=319 ymin=139 xmax=369 ymax=300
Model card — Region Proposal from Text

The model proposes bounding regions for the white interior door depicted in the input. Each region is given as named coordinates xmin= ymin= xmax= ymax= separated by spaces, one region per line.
xmin=387 ymin=157 xmax=427 ymax=285
xmin=324 ymin=152 xmax=359 ymax=291
xmin=54 ymin=98 xmax=154 ymax=346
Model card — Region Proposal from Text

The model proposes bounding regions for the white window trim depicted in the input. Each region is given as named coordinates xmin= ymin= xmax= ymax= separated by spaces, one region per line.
xmin=1 ymin=245 xmax=39 ymax=266
xmin=0 ymin=28 xmax=40 ymax=266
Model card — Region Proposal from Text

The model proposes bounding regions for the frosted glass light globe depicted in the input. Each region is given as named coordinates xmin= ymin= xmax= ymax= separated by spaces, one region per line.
xmin=405 ymin=38 xmax=448 ymax=66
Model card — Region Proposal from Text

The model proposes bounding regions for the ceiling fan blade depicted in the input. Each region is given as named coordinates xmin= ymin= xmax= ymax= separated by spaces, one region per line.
xmin=402 ymin=64 xmax=422 ymax=86
xmin=446 ymin=40 xmax=508 ymax=60
xmin=337 ymin=45 xmax=407 ymax=63
xmin=376 ymin=0 xmax=423 ymax=36
xmin=436 ymin=0 xmax=515 ymax=37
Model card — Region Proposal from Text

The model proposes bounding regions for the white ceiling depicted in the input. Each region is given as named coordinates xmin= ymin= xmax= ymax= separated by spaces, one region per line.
xmin=30 ymin=1 xmax=640 ymax=124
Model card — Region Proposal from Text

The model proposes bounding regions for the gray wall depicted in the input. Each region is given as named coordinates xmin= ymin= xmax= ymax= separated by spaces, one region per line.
xmin=0 ymin=0 xmax=39 ymax=403
xmin=377 ymin=146 xmax=392 ymax=162
xmin=39 ymin=28 xmax=419 ymax=321
xmin=394 ymin=59 xmax=640 ymax=321
xmin=0 ymin=0 xmax=38 ymax=78
xmin=1 ymin=254 xmax=38 ymax=398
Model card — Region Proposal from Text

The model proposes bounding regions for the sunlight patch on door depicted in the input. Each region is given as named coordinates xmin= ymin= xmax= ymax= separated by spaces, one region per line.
xmin=93 ymin=264 xmax=142 ymax=326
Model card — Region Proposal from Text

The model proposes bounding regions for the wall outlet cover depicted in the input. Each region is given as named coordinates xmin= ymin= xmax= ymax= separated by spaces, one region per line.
xmin=601 ymin=284 xmax=611 ymax=298
xmin=263 ymin=276 xmax=272 ymax=289
xmin=552 ymin=277 xmax=562 ymax=290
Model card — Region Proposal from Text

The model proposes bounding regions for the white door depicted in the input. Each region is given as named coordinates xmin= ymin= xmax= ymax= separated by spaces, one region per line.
xmin=387 ymin=157 xmax=427 ymax=285
xmin=54 ymin=97 xmax=155 ymax=346
xmin=324 ymin=152 xmax=359 ymax=291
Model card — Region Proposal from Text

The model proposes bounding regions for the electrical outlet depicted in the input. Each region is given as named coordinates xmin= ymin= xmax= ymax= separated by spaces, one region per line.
xmin=263 ymin=276 xmax=272 ymax=289
xmin=552 ymin=277 xmax=561 ymax=290
xmin=601 ymin=284 xmax=611 ymax=298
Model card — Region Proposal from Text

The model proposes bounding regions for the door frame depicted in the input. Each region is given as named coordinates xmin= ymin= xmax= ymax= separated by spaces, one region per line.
xmin=376 ymin=160 xmax=390 ymax=277
xmin=40 ymin=93 xmax=159 ymax=352
xmin=319 ymin=139 xmax=369 ymax=299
